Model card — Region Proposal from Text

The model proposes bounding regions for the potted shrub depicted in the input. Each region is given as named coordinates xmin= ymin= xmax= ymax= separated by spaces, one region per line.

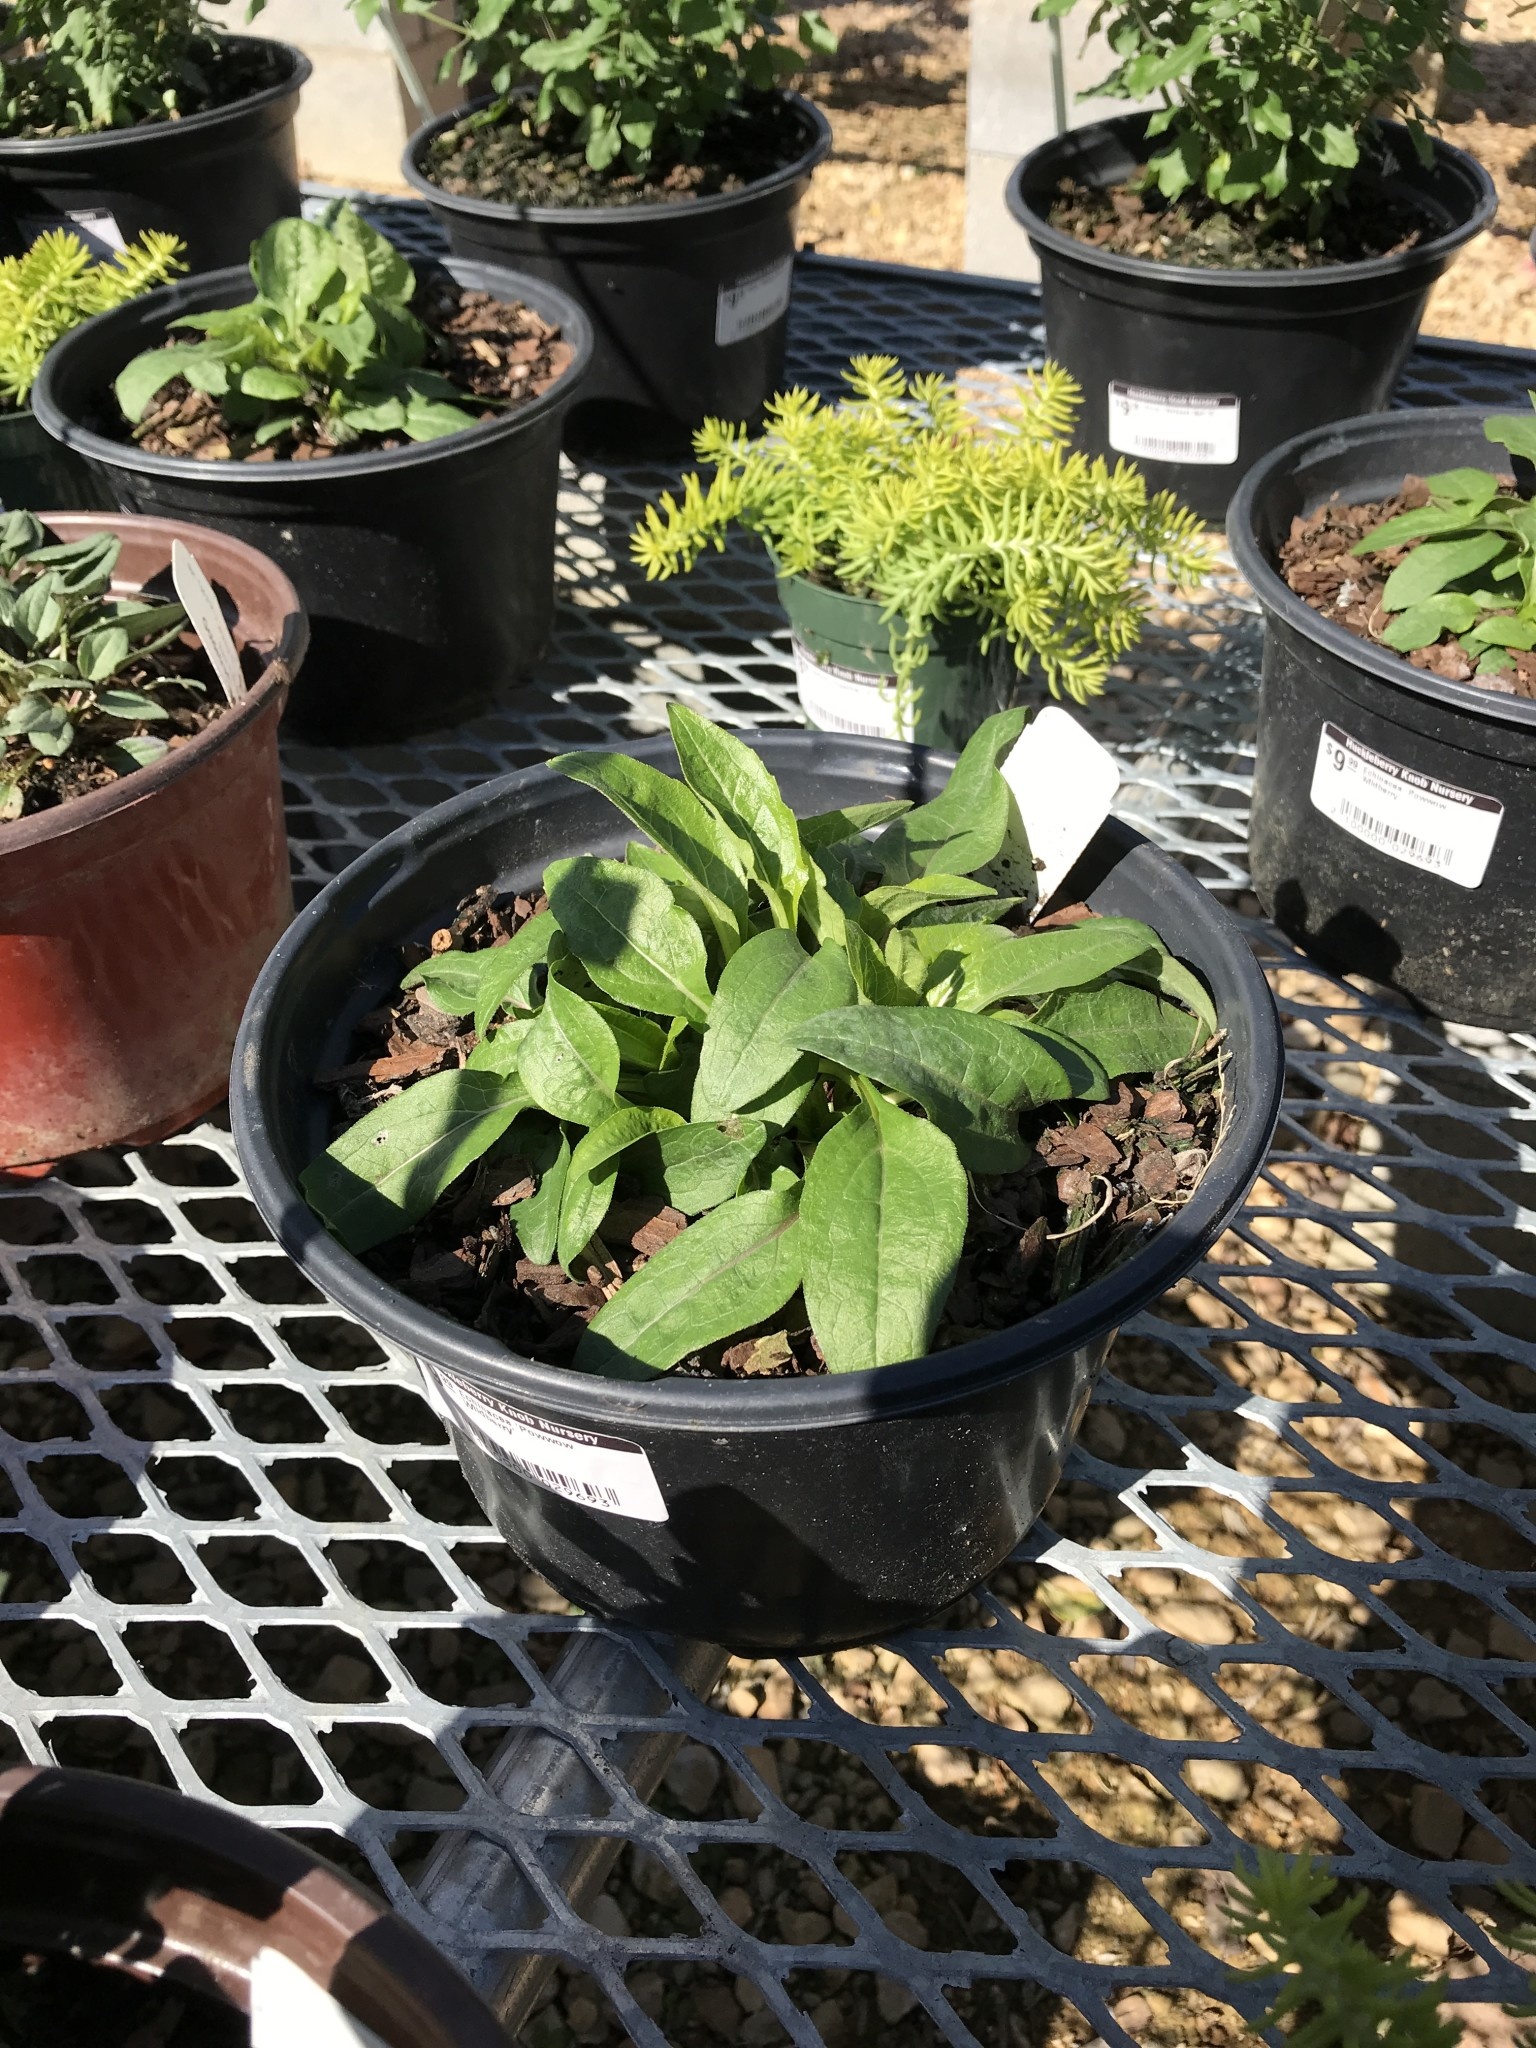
xmin=0 ymin=223 xmax=182 ymax=512
xmin=1230 ymin=399 xmax=1536 ymax=1031
xmin=374 ymin=0 xmax=835 ymax=442
xmin=1005 ymin=0 xmax=1495 ymax=523
xmin=0 ymin=505 xmax=306 ymax=1169
xmin=31 ymin=201 xmax=594 ymax=744
xmin=0 ymin=1765 xmax=504 ymax=2044
xmin=631 ymin=354 xmax=1209 ymax=743
xmin=0 ymin=0 xmax=310 ymax=275
xmin=231 ymin=709 xmax=1283 ymax=1652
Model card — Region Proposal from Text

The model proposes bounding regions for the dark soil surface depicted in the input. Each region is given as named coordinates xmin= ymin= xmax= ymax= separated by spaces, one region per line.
xmin=0 ymin=33 xmax=288 ymax=141
xmin=1279 ymin=479 xmax=1536 ymax=695
xmin=422 ymin=91 xmax=809 ymax=210
xmin=1046 ymin=175 xmax=1429 ymax=270
xmin=126 ymin=283 xmax=572 ymax=464
xmin=0 ymin=1941 xmax=245 ymax=2045
xmin=319 ymin=885 xmax=1221 ymax=1380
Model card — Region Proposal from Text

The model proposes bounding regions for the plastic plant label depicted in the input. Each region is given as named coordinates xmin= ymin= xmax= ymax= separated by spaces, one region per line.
xmin=20 ymin=207 xmax=126 ymax=258
xmin=715 ymin=256 xmax=794 ymax=347
xmin=250 ymin=1947 xmax=388 ymax=2048
xmin=172 ymin=540 xmax=246 ymax=705
xmin=1107 ymin=381 xmax=1241 ymax=466
xmin=427 ymin=1365 xmax=669 ymax=1521
xmin=999 ymin=705 xmax=1123 ymax=914
xmin=1309 ymin=720 xmax=1503 ymax=888
xmin=792 ymin=637 xmax=912 ymax=740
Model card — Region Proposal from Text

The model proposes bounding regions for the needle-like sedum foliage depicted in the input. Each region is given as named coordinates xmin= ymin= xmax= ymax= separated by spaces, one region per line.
xmin=630 ymin=356 xmax=1209 ymax=705
xmin=0 ymin=229 xmax=185 ymax=411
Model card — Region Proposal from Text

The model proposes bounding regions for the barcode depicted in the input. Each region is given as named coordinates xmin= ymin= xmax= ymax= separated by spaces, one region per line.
xmin=1336 ymin=799 xmax=1452 ymax=868
xmin=515 ymin=1459 xmax=623 ymax=1510
xmin=1135 ymin=436 xmax=1220 ymax=460
xmin=816 ymin=706 xmax=888 ymax=736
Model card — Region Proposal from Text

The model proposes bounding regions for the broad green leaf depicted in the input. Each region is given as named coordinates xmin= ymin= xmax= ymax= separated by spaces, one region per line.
xmin=518 ymin=975 xmax=621 ymax=1126
xmin=991 ymin=1020 xmax=1110 ymax=1101
xmin=862 ymin=874 xmax=997 ymax=932
xmin=1353 ymin=504 xmax=1494 ymax=553
xmin=904 ymin=896 xmax=1023 ymax=929
xmin=301 ymin=1069 xmax=526 ymax=1253
xmin=76 ymin=625 xmax=130 ymax=683
xmin=1037 ymin=979 xmax=1202 ymax=1078
xmin=252 ymin=215 xmax=342 ymax=325
xmin=692 ymin=927 xmax=857 ymax=1121
xmin=1379 ymin=594 xmax=1483 ymax=651
xmin=240 ymin=365 xmax=307 ymax=401
xmin=592 ymin=1005 xmax=670 ymax=1072
xmin=873 ymin=708 xmax=1027 ymax=881
xmin=1463 ymin=614 xmax=1536 ymax=650
xmin=955 ymin=918 xmax=1162 ymax=1011
xmin=1423 ymin=467 xmax=1502 ymax=511
xmin=801 ymin=1095 xmax=966 ymax=1373
xmin=402 ymin=949 xmax=492 ymax=1016
xmin=558 ymin=1105 xmax=684 ymax=1271
xmin=627 ymin=842 xmax=719 ymax=947
xmin=1119 ymin=954 xmax=1218 ymax=1040
xmin=844 ymin=918 xmax=920 ymax=1007
xmin=798 ymin=800 xmax=912 ymax=849
xmin=114 ymin=344 xmax=218 ymax=424
xmin=545 ymin=855 xmax=712 ymax=1025
xmin=667 ymin=704 xmax=810 ymax=924
xmin=465 ymin=1015 xmax=533 ymax=1074
xmin=93 ymin=685 xmax=168 ymax=722
xmin=908 ymin=922 xmax=1014 ymax=966
xmin=472 ymin=915 xmax=561 ymax=1036
xmin=655 ymin=1117 xmax=768 ymax=1213
xmin=1380 ymin=533 xmax=1507 ymax=612
xmin=513 ymin=1130 xmax=570 ymax=1263
xmin=1487 ymin=412 xmax=1536 ymax=464
xmin=575 ymin=1187 xmax=802 ymax=1381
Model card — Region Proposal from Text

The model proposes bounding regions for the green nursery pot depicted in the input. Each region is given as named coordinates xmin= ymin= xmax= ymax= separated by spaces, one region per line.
xmin=0 ymin=405 xmax=108 ymax=512
xmin=777 ymin=572 xmax=1020 ymax=746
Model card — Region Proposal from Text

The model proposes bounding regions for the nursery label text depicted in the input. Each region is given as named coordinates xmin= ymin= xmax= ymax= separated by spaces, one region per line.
xmin=1107 ymin=382 xmax=1240 ymax=466
xmin=716 ymin=257 xmax=794 ymax=346
xmin=1309 ymin=721 xmax=1503 ymax=888
xmin=426 ymin=1367 xmax=668 ymax=1521
xmin=792 ymin=638 xmax=913 ymax=741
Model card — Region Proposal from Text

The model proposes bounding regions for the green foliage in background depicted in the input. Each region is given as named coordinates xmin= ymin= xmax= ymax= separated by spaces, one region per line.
xmin=0 ymin=0 xmax=247 ymax=136
xmin=0 ymin=228 xmax=184 ymax=411
xmin=631 ymin=355 xmax=1209 ymax=706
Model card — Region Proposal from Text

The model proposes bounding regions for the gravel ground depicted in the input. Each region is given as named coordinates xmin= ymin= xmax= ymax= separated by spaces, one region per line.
xmin=1425 ymin=0 xmax=1536 ymax=347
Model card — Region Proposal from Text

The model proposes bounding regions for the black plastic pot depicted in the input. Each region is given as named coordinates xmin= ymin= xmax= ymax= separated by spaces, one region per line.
xmin=231 ymin=731 xmax=1283 ymax=1654
xmin=31 ymin=260 xmax=594 ymax=745
xmin=0 ymin=38 xmax=309 ymax=275
xmin=402 ymin=93 xmax=831 ymax=444
xmin=1231 ymin=406 xmax=1536 ymax=1029
xmin=0 ymin=404 xmax=108 ymax=510
xmin=1006 ymin=115 xmax=1494 ymax=523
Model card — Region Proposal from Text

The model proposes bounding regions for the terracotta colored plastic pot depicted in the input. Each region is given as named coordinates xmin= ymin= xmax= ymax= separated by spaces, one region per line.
xmin=0 ymin=512 xmax=306 ymax=1168
xmin=0 ymin=1765 xmax=504 ymax=2045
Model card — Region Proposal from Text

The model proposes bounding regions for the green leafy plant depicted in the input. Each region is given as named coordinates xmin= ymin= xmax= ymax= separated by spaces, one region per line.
xmin=0 ymin=0 xmax=251 ymax=136
xmin=0 ymin=228 xmax=184 ymax=412
xmin=1353 ymin=404 xmax=1536 ymax=676
xmin=630 ymin=355 xmax=1209 ymax=707
xmin=112 ymin=201 xmax=490 ymax=454
xmin=302 ymin=706 xmax=1221 ymax=1382
xmin=0 ymin=510 xmax=201 ymax=822
xmin=1034 ymin=0 xmax=1477 ymax=229
xmin=342 ymin=0 xmax=835 ymax=174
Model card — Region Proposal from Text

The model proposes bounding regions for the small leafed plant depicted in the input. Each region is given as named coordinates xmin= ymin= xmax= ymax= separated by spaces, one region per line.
xmin=348 ymin=0 xmax=835 ymax=173
xmin=631 ymin=356 xmax=1209 ymax=706
xmin=0 ymin=511 xmax=201 ymax=822
xmin=0 ymin=228 xmax=184 ymax=412
xmin=1035 ymin=0 xmax=1476 ymax=229
xmin=1 ymin=0 xmax=247 ymax=136
xmin=114 ymin=203 xmax=486 ymax=454
xmin=303 ymin=707 xmax=1220 ymax=1382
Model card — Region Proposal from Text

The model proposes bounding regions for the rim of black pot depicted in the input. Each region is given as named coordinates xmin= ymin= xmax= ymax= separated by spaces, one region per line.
xmin=1228 ymin=403 xmax=1536 ymax=731
xmin=1006 ymin=113 xmax=1496 ymax=290
xmin=0 ymin=37 xmax=312 ymax=157
xmin=401 ymin=89 xmax=833 ymax=228
xmin=232 ymin=732 xmax=1284 ymax=1431
xmin=30 ymin=256 xmax=595 ymax=485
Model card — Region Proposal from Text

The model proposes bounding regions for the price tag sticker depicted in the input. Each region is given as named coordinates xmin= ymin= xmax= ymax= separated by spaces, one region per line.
xmin=20 ymin=207 xmax=126 ymax=258
xmin=998 ymin=705 xmax=1123 ymax=913
xmin=1309 ymin=720 xmax=1503 ymax=889
xmin=1107 ymin=381 xmax=1241 ymax=466
xmin=715 ymin=256 xmax=793 ymax=346
xmin=792 ymin=638 xmax=910 ymax=740
xmin=427 ymin=1366 xmax=668 ymax=1522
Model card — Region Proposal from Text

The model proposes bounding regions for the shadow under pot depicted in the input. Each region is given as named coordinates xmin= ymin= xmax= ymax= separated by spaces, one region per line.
xmin=402 ymin=92 xmax=831 ymax=450
xmin=1006 ymin=114 xmax=1494 ymax=525
xmin=0 ymin=512 xmax=307 ymax=1170
xmin=229 ymin=730 xmax=1283 ymax=1655
xmin=0 ymin=1765 xmax=504 ymax=2045
xmin=1230 ymin=406 xmax=1536 ymax=1030
xmin=0 ymin=405 xmax=110 ymax=512
xmin=30 ymin=259 xmax=594 ymax=746
xmin=0 ymin=38 xmax=310 ymax=275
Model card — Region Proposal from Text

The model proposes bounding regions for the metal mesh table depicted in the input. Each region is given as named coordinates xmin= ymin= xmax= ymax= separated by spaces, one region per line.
xmin=6 ymin=222 xmax=1536 ymax=2048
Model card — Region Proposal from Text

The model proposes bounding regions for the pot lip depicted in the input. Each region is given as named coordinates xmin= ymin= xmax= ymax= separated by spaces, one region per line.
xmin=400 ymin=88 xmax=833 ymax=228
xmin=30 ymin=255 xmax=595 ymax=486
xmin=0 ymin=37 xmax=312 ymax=158
xmin=231 ymin=731 xmax=1284 ymax=1432
xmin=0 ymin=509 xmax=304 ymax=854
xmin=1227 ymin=403 xmax=1536 ymax=729
xmin=1006 ymin=112 xmax=1496 ymax=290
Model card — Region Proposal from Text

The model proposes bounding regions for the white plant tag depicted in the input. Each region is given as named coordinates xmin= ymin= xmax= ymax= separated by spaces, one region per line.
xmin=1107 ymin=380 xmax=1240 ymax=466
xmin=1309 ymin=720 xmax=1503 ymax=889
xmin=999 ymin=706 xmax=1123 ymax=914
xmin=20 ymin=206 xmax=126 ymax=258
xmin=171 ymin=539 xmax=246 ymax=706
xmin=250 ymin=1947 xmax=389 ymax=2048
xmin=427 ymin=1366 xmax=669 ymax=1522
xmin=715 ymin=256 xmax=793 ymax=346
xmin=792 ymin=638 xmax=912 ymax=740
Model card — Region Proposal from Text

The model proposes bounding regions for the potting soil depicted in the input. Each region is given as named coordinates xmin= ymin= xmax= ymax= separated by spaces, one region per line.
xmin=1047 ymin=177 xmax=1429 ymax=271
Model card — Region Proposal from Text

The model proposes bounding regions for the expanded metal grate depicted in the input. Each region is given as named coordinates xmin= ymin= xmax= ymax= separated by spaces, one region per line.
xmin=4 ymin=220 xmax=1536 ymax=2047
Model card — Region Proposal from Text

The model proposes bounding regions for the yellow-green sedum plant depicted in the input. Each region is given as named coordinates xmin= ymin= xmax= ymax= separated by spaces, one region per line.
xmin=0 ymin=229 xmax=185 ymax=412
xmin=631 ymin=355 xmax=1209 ymax=706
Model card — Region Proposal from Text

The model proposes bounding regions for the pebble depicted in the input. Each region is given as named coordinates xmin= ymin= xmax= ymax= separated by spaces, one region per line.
xmin=734 ymin=1976 xmax=764 ymax=2014
xmin=1009 ymin=1673 xmax=1074 ymax=1726
xmin=1387 ymin=1891 xmax=1452 ymax=1958
xmin=726 ymin=1685 xmax=760 ymax=1717
xmin=1410 ymin=1783 xmax=1466 ymax=1859
xmin=1408 ymin=1676 xmax=1468 ymax=1721
xmin=718 ymin=1884 xmax=753 ymax=1928
xmin=586 ymin=1893 xmax=629 ymax=1939
xmin=777 ymin=1907 xmax=831 ymax=1944
xmin=810 ymin=1998 xmax=844 ymax=2042
xmin=664 ymin=1740 xmax=722 ymax=1815
xmin=739 ymin=2013 xmax=782 ymax=2046
xmin=912 ymin=1742 xmax=972 ymax=1787
xmin=1158 ymin=1601 xmax=1236 ymax=1645
xmin=1112 ymin=1993 xmax=1153 ymax=2034
xmin=692 ymin=1984 xmax=742 ymax=2039
xmin=629 ymin=1971 xmax=664 ymax=2019
xmin=629 ymin=1848 xmax=678 ymax=1902
xmin=875 ymin=1978 xmax=919 ymax=2022
xmin=1051 ymin=1901 xmax=1084 ymax=1951
xmin=1185 ymin=1757 xmax=1249 ymax=1803
xmin=884 ymin=1908 xmax=929 ymax=1950
xmin=564 ymin=1996 xmax=599 ymax=2034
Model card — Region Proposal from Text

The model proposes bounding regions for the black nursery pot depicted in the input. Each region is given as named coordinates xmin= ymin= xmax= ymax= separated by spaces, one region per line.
xmin=1231 ymin=406 xmax=1536 ymax=1030
xmin=232 ymin=732 xmax=1283 ymax=1654
xmin=31 ymin=260 xmax=594 ymax=745
xmin=0 ymin=38 xmax=310 ymax=274
xmin=402 ymin=93 xmax=831 ymax=446
xmin=1007 ymin=115 xmax=1494 ymax=524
